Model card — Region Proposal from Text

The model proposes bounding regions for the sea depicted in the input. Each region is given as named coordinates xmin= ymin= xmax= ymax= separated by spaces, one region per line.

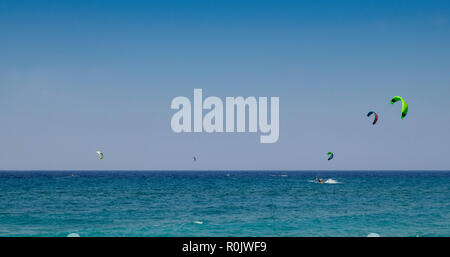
xmin=0 ymin=171 xmax=448 ymax=237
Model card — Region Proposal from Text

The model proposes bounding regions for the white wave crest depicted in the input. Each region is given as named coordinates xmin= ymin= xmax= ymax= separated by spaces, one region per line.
xmin=324 ymin=179 xmax=340 ymax=184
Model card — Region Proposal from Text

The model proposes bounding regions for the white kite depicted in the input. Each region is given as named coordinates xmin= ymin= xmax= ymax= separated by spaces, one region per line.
xmin=96 ymin=151 xmax=103 ymax=160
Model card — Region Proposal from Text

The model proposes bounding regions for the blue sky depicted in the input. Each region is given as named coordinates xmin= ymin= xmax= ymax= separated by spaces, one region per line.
xmin=0 ymin=0 xmax=449 ymax=170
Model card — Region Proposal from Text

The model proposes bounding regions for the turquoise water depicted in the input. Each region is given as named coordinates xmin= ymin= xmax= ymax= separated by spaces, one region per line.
xmin=0 ymin=171 xmax=448 ymax=237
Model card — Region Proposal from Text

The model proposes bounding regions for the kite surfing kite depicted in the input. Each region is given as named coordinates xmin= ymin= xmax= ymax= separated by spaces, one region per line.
xmin=327 ymin=152 xmax=334 ymax=161
xmin=390 ymin=96 xmax=408 ymax=119
xmin=96 ymin=151 xmax=103 ymax=160
xmin=367 ymin=111 xmax=379 ymax=125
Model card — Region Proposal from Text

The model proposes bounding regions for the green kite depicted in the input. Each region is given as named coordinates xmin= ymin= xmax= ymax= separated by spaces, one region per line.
xmin=390 ymin=96 xmax=408 ymax=119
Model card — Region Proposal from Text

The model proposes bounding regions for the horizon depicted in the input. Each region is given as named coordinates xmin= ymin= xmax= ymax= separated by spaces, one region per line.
xmin=1 ymin=169 xmax=449 ymax=172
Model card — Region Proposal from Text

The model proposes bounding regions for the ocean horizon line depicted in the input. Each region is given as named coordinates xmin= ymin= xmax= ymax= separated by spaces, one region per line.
xmin=0 ymin=169 xmax=449 ymax=172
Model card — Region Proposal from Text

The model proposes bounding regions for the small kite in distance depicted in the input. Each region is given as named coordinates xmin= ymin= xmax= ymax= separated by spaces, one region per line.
xmin=96 ymin=151 xmax=104 ymax=160
xmin=327 ymin=152 xmax=334 ymax=161
xmin=367 ymin=111 xmax=379 ymax=125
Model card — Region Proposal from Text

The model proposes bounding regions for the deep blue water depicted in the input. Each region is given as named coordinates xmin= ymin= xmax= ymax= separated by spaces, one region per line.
xmin=0 ymin=171 xmax=448 ymax=237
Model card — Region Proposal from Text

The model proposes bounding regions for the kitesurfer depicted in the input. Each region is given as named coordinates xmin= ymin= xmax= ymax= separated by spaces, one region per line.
xmin=315 ymin=176 xmax=324 ymax=183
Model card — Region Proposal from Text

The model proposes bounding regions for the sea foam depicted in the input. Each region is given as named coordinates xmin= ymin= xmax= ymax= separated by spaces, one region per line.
xmin=324 ymin=179 xmax=340 ymax=184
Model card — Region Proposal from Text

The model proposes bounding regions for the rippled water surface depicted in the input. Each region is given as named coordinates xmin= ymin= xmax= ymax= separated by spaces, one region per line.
xmin=0 ymin=171 xmax=448 ymax=237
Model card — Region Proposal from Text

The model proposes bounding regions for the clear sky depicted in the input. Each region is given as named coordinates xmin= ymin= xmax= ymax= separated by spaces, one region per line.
xmin=1 ymin=0 xmax=449 ymax=170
